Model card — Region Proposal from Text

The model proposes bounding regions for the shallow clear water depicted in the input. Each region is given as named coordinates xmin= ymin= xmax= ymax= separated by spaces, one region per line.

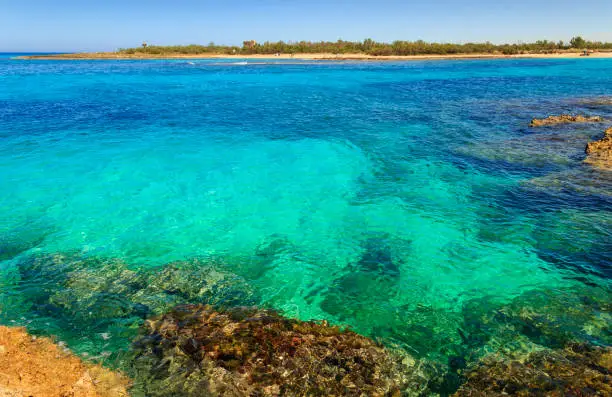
xmin=1 ymin=56 xmax=611 ymax=389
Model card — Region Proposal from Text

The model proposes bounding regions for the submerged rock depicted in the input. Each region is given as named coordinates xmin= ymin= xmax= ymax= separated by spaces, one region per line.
xmin=456 ymin=132 xmax=594 ymax=167
xmin=314 ymin=235 xmax=466 ymax=367
xmin=585 ymin=127 xmax=612 ymax=170
xmin=523 ymin=166 xmax=612 ymax=199
xmin=8 ymin=253 xmax=258 ymax=360
xmin=578 ymin=97 xmax=612 ymax=107
xmin=460 ymin=286 xmax=611 ymax=356
xmin=453 ymin=343 xmax=612 ymax=396
xmin=130 ymin=304 xmax=421 ymax=396
xmin=520 ymin=127 xmax=612 ymax=198
xmin=530 ymin=114 xmax=603 ymax=127
xmin=531 ymin=209 xmax=612 ymax=278
xmin=17 ymin=253 xmax=257 ymax=317
xmin=0 ymin=325 xmax=129 ymax=397
xmin=357 ymin=235 xmax=402 ymax=276
xmin=319 ymin=234 xmax=405 ymax=322
xmin=0 ymin=230 xmax=45 ymax=261
xmin=0 ymin=220 xmax=53 ymax=261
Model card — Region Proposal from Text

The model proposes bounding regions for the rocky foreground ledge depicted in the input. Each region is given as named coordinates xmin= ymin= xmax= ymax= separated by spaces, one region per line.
xmin=454 ymin=343 xmax=612 ymax=396
xmin=3 ymin=251 xmax=612 ymax=396
xmin=129 ymin=303 xmax=612 ymax=396
xmin=2 ymin=303 xmax=611 ymax=396
xmin=130 ymin=304 xmax=420 ymax=396
xmin=0 ymin=326 xmax=129 ymax=397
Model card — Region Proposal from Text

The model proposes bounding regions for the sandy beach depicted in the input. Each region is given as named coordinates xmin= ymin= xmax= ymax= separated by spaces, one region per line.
xmin=17 ymin=51 xmax=612 ymax=61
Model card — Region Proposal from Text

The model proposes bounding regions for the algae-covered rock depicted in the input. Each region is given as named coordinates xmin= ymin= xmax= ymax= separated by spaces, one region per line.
xmin=17 ymin=253 xmax=257 ymax=321
xmin=453 ymin=343 xmax=612 ymax=396
xmin=460 ymin=287 xmax=611 ymax=354
xmin=130 ymin=304 xmax=421 ymax=396
xmin=585 ymin=127 xmax=612 ymax=170
xmin=456 ymin=283 xmax=611 ymax=389
xmin=12 ymin=253 xmax=258 ymax=359
xmin=530 ymin=114 xmax=603 ymax=127
xmin=0 ymin=326 xmax=130 ymax=397
xmin=144 ymin=259 xmax=258 ymax=309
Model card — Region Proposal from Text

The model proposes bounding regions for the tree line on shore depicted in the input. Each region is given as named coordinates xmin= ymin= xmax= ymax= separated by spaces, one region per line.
xmin=118 ymin=37 xmax=612 ymax=56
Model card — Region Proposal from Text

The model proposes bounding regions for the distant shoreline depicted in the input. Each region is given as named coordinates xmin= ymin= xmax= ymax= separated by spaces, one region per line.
xmin=16 ymin=51 xmax=612 ymax=61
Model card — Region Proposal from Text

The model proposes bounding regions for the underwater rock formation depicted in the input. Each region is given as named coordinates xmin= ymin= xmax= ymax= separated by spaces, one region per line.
xmin=531 ymin=209 xmax=612 ymax=278
xmin=453 ymin=343 xmax=612 ymax=396
xmin=319 ymin=234 xmax=404 ymax=323
xmin=578 ymin=97 xmax=612 ymax=107
xmin=461 ymin=287 xmax=611 ymax=353
xmin=520 ymin=127 xmax=612 ymax=198
xmin=456 ymin=131 xmax=595 ymax=167
xmin=454 ymin=284 xmax=611 ymax=396
xmin=585 ymin=127 xmax=612 ymax=170
xmin=523 ymin=167 xmax=612 ymax=199
xmin=16 ymin=253 xmax=257 ymax=318
xmin=5 ymin=253 xmax=258 ymax=359
xmin=0 ymin=326 xmax=129 ymax=397
xmin=529 ymin=114 xmax=603 ymax=127
xmin=130 ymin=304 xmax=423 ymax=396
xmin=313 ymin=234 xmax=466 ymax=369
xmin=0 ymin=221 xmax=52 ymax=261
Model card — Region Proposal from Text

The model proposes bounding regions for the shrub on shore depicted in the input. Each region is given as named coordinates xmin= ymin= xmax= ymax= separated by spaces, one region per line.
xmin=116 ymin=37 xmax=612 ymax=56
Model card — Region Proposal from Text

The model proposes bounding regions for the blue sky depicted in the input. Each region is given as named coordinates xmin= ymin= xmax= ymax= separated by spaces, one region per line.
xmin=2 ymin=0 xmax=612 ymax=52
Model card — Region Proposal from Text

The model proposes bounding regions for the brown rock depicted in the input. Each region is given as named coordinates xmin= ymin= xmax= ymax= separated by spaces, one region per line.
xmin=453 ymin=343 xmax=612 ymax=397
xmin=584 ymin=127 xmax=612 ymax=170
xmin=529 ymin=114 xmax=603 ymax=127
xmin=0 ymin=326 xmax=130 ymax=397
xmin=130 ymin=305 xmax=421 ymax=396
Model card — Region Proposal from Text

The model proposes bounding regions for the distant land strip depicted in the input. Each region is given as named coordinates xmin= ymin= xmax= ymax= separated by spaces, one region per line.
xmin=17 ymin=37 xmax=612 ymax=60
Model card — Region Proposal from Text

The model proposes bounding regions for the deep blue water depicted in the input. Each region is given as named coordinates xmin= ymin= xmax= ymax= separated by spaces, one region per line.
xmin=0 ymin=55 xmax=610 ymax=389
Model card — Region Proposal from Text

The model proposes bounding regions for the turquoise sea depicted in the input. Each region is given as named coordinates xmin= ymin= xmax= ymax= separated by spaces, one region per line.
xmin=1 ymin=54 xmax=611 ymax=393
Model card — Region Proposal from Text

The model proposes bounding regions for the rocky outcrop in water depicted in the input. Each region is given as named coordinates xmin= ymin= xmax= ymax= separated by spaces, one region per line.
xmin=585 ymin=127 xmax=612 ymax=170
xmin=529 ymin=114 xmax=603 ymax=127
xmin=453 ymin=343 xmax=612 ymax=396
xmin=0 ymin=326 xmax=129 ymax=397
xmin=130 ymin=304 xmax=422 ymax=396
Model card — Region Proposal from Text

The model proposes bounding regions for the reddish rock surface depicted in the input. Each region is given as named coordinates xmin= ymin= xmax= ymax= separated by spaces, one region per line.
xmin=130 ymin=305 xmax=421 ymax=396
xmin=454 ymin=343 xmax=612 ymax=397
xmin=0 ymin=326 xmax=129 ymax=397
